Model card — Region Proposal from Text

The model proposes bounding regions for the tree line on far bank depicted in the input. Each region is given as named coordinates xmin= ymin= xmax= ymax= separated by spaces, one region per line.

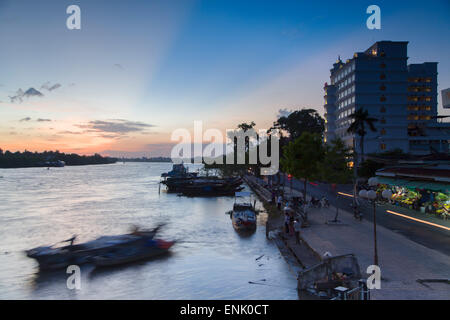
xmin=0 ymin=149 xmax=117 ymax=168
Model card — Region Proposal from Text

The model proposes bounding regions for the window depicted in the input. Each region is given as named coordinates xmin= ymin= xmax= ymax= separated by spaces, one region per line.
xmin=380 ymin=84 xmax=386 ymax=91
xmin=380 ymin=63 xmax=386 ymax=68
xmin=380 ymin=96 xmax=386 ymax=102
xmin=380 ymin=129 xmax=386 ymax=135
xmin=380 ymin=106 xmax=386 ymax=113
xmin=380 ymin=73 xmax=386 ymax=80
xmin=380 ymin=143 xmax=386 ymax=150
xmin=380 ymin=117 xmax=386 ymax=124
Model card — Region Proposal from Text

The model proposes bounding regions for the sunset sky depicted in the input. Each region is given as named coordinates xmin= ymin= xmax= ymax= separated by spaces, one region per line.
xmin=1 ymin=0 xmax=449 ymax=157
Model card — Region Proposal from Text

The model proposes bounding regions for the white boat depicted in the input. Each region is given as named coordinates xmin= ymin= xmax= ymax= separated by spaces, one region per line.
xmin=228 ymin=192 xmax=257 ymax=231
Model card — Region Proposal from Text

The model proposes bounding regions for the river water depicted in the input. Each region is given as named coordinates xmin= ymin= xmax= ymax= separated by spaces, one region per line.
xmin=0 ymin=162 xmax=297 ymax=299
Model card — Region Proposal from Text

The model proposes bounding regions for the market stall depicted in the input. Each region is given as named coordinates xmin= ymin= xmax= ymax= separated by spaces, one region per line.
xmin=376 ymin=177 xmax=449 ymax=220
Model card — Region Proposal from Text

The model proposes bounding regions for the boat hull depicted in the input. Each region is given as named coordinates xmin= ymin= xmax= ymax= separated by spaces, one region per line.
xmin=93 ymin=240 xmax=175 ymax=267
xmin=26 ymin=231 xmax=159 ymax=271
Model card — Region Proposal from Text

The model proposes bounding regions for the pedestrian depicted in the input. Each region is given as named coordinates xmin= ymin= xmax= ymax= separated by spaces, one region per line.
xmin=289 ymin=216 xmax=295 ymax=236
xmin=284 ymin=211 xmax=290 ymax=234
xmin=277 ymin=194 xmax=283 ymax=210
xmin=294 ymin=219 xmax=301 ymax=244
xmin=271 ymin=190 xmax=276 ymax=204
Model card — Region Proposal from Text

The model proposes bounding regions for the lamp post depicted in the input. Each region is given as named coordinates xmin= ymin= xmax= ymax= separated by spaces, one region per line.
xmin=359 ymin=177 xmax=382 ymax=267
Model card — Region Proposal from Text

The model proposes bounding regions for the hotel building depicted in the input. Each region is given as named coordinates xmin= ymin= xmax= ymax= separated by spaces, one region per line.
xmin=324 ymin=41 xmax=450 ymax=155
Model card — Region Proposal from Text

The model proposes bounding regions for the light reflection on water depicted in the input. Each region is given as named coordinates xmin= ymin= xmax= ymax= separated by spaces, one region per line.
xmin=0 ymin=163 xmax=297 ymax=299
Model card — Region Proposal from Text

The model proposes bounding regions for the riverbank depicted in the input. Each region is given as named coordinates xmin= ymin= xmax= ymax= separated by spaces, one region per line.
xmin=244 ymin=174 xmax=450 ymax=300
xmin=243 ymin=175 xmax=322 ymax=277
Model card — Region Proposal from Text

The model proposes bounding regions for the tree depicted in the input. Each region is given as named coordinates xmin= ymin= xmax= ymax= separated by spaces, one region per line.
xmin=347 ymin=108 xmax=378 ymax=164
xmin=319 ymin=138 xmax=353 ymax=222
xmin=281 ymin=132 xmax=325 ymax=221
xmin=358 ymin=159 xmax=385 ymax=179
xmin=270 ymin=109 xmax=325 ymax=142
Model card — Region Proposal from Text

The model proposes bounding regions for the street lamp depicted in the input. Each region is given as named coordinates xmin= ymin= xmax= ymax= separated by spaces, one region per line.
xmin=360 ymin=177 xmax=380 ymax=266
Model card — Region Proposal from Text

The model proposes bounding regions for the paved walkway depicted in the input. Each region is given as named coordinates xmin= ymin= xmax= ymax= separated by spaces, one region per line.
xmin=302 ymin=205 xmax=450 ymax=299
xmin=246 ymin=175 xmax=450 ymax=299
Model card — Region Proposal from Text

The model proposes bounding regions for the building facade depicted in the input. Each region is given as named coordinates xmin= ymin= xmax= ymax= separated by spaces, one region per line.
xmin=324 ymin=41 xmax=450 ymax=156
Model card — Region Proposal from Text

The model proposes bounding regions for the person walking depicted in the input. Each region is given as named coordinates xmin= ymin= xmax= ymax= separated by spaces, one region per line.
xmin=284 ymin=211 xmax=290 ymax=234
xmin=294 ymin=219 xmax=301 ymax=244
xmin=277 ymin=194 xmax=283 ymax=210
xmin=288 ymin=216 xmax=295 ymax=236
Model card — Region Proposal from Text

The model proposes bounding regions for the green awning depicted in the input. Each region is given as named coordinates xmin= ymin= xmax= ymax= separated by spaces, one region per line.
xmin=419 ymin=182 xmax=450 ymax=193
xmin=377 ymin=176 xmax=449 ymax=193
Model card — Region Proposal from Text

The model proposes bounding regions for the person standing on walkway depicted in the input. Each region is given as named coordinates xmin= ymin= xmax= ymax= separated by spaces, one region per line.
xmin=289 ymin=216 xmax=295 ymax=236
xmin=284 ymin=211 xmax=290 ymax=234
xmin=277 ymin=194 xmax=283 ymax=210
xmin=294 ymin=219 xmax=301 ymax=244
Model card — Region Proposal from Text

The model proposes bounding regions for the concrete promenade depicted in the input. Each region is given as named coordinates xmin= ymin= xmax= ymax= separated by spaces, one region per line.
xmin=245 ymin=175 xmax=450 ymax=300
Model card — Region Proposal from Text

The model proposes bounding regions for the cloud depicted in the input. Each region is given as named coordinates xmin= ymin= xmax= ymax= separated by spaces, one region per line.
xmin=58 ymin=130 xmax=82 ymax=135
xmin=76 ymin=119 xmax=155 ymax=135
xmin=37 ymin=118 xmax=52 ymax=122
xmin=114 ymin=64 xmax=124 ymax=70
xmin=41 ymin=82 xmax=62 ymax=92
xmin=19 ymin=117 xmax=31 ymax=122
xmin=9 ymin=88 xmax=44 ymax=103
xmin=277 ymin=108 xmax=293 ymax=119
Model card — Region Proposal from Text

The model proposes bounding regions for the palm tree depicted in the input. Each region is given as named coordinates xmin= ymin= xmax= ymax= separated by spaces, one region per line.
xmin=347 ymin=108 xmax=378 ymax=164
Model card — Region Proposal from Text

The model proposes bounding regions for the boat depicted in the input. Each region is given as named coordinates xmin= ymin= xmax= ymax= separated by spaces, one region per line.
xmin=160 ymin=163 xmax=244 ymax=196
xmin=92 ymin=239 xmax=175 ymax=267
xmin=227 ymin=192 xmax=257 ymax=231
xmin=161 ymin=163 xmax=197 ymax=179
xmin=178 ymin=178 xmax=244 ymax=197
xmin=26 ymin=225 xmax=162 ymax=271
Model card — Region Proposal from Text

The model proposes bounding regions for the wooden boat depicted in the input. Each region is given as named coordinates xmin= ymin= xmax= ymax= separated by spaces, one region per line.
xmin=92 ymin=239 xmax=175 ymax=267
xmin=26 ymin=226 xmax=162 ymax=271
xmin=227 ymin=192 xmax=257 ymax=231
xmin=179 ymin=181 xmax=244 ymax=197
xmin=160 ymin=164 xmax=243 ymax=195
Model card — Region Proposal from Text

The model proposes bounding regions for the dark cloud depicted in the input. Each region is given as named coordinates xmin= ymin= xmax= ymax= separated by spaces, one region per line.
xmin=9 ymin=82 xmax=62 ymax=103
xmin=114 ymin=64 xmax=124 ymax=70
xmin=10 ymin=88 xmax=43 ymax=103
xmin=24 ymin=88 xmax=43 ymax=97
xmin=277 ymin=108 xmax=293 ymax=119
xmin=76 ymin=119 xmax=155 ymax=135
xmin=41 ymin=82 xmax=62 ymax=92
xmin=37 ymin=118 xmax=52 ymax=122
xmin=19 ymin=117 xmax=31 ymax=122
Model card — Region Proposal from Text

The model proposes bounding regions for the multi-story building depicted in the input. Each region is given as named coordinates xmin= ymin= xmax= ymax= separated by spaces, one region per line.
xmin=324 ymin=41 xmax=450 ymax=156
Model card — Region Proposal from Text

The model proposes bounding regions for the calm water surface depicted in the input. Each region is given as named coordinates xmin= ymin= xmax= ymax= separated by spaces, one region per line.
xmin=0 ymin=163 xmax=297 ymax=299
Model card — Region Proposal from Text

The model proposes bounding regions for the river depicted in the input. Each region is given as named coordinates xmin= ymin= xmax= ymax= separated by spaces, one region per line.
xmin=0 ymin=162 xmax=298 ymax=299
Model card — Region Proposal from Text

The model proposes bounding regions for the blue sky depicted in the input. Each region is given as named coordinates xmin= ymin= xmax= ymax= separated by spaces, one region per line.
xmin=0 ymin=0 xmax=449 ymax=156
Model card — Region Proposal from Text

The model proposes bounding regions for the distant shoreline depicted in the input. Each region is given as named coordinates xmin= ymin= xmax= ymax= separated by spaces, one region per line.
xmin=0 ymin=150 xmax=117 ymax=169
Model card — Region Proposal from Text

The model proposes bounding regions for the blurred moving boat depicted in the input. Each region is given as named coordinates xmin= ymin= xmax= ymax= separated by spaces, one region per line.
xmin=26 ymin=226 xmax=163 ymax=271
xmin=228 ymin=192 xmax=257 ymax=231
xmin=92 ymin=239 xmax=175 ymax=267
